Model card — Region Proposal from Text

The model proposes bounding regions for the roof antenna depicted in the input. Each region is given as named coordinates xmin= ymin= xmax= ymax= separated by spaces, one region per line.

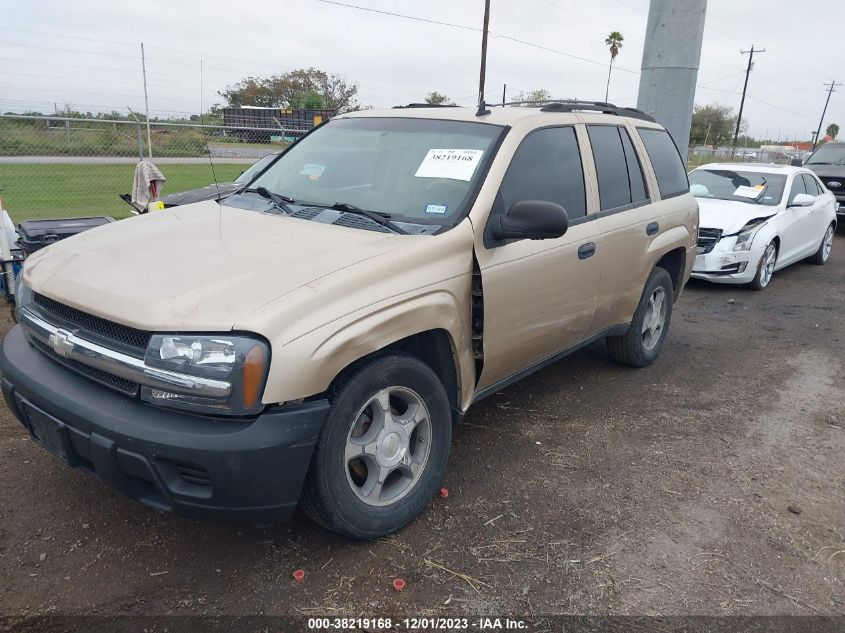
xmin=476 ymin=100 xmax=491 ymax=116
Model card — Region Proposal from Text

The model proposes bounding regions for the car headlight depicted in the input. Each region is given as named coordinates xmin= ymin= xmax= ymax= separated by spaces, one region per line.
xmin=142 ymin=334 xmax=270 ymax=415
xmin=733 ymin=221 xmax=767 ymax=252
xmin=14 ymin=277 xmax=33 ymax=321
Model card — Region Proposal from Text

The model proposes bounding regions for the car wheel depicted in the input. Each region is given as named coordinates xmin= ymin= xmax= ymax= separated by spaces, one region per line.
xmin=751 ymin=241 xmax=777 ymax=290
xmin=606 ymin=267 xmax=673 ymax=368
xmin=808 ymin=223 xmax=835 ymax=265
xmin=300 ymin=352 xmax=452 ymax=539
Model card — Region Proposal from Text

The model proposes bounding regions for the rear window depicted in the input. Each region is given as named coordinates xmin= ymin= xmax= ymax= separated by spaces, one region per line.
xmin=637 ymin=128 xmax=689 ymax=199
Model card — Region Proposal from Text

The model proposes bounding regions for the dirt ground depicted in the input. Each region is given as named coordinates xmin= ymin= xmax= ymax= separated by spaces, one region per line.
xmin=1 ymin=235 xmax=844 ymax=625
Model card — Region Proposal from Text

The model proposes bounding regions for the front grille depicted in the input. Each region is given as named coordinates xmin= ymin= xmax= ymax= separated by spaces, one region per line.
xmin=33 ymin=293 xmax=151 ymax=354
xmin=31 ymin=338 xmax=140 ymax=396
xmin=697 ymin=228 xmax=722 ymax=254
xmin=819 ymin=177 xmax=843 ymax=192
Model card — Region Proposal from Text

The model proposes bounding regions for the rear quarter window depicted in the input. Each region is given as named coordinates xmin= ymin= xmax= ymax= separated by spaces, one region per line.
xmin=637 ymin=128 xmax=689 ymax=199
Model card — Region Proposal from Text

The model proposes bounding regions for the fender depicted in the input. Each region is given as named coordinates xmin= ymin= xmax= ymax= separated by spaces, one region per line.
xmin=264 ymin=280 xmax=476 ymax=407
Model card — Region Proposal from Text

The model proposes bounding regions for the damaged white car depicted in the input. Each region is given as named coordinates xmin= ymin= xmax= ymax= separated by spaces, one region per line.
xmin=689 ymin=164 xmax=837 ymax=290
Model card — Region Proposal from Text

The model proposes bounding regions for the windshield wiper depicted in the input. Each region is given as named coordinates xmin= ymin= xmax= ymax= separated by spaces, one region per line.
xmin=308 ymin=202 xmax=408 ymax=234
xmin=241 ymin=187 xmax=295 ymax=214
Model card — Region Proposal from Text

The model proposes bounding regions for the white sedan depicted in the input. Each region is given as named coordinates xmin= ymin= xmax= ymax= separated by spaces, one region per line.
xmin=689 ymin=163 xmax=837 ymax=290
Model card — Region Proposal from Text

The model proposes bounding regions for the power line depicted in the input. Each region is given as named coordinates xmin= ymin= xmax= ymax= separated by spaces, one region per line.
xmin=314 ymin=0 xmax=639 ymax=74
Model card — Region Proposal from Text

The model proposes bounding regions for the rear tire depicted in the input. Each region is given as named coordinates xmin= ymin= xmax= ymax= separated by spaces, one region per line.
xmin=300 ymin=352 xmax=452 ymax=539
xmin=808 ymin=223 xmax=834 ymax=265
xmin=607 ymin=267 xmax=673 ymax=368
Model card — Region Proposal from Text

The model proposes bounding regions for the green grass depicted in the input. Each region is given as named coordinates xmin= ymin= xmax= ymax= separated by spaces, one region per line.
xmin=0 ymin=163 xmax=245 ymax=223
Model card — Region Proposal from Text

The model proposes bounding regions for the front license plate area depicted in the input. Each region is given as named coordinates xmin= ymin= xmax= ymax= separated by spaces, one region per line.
xmin=694 ymin=254 xmax=706 ymax=270
xmin=20 ymin=400 xmax=71 ymax=464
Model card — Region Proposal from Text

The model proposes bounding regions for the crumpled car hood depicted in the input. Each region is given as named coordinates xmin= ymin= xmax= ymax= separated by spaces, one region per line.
xmin=696 ymin=197 xmax=777 ymax=235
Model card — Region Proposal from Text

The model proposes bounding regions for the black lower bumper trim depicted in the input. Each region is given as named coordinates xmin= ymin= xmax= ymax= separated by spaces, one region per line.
xmin=0 ymin=325 xmax=330 ymax=524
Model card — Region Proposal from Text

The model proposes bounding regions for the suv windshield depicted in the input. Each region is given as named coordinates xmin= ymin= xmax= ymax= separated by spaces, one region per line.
xmin=804 ymin=143 xmax=845 ymax=165
xmin=688 ymin=169 xmax=786 ymax=206
xmin=246 ymin=117 xmax=503 ymax=225
xmin=235 ymin=152 xmax=279 ymax=184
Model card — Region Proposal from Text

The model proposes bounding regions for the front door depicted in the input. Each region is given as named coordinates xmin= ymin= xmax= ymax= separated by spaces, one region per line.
xmin=474 ymin=126 xmax=602 ymax=391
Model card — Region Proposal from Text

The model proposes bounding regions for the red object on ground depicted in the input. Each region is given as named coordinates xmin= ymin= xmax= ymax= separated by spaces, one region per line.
xmin=438 ymin=487 xmax=449 ymax=498
xmin=293 ymin=569 xmax=305 ymax=583
xmin=393 ymin=578 xmax=406 ymax=592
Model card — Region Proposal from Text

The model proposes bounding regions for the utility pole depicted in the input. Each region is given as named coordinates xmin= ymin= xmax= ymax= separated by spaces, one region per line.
xmin=502 ymin=83 xmax=507 ymax=106
xmin=731 ymin=45 xmax=765 ymax=158
xmin=140 ymin=42 xmax=153 ymax=159
xmin=477 ymin=0 xmax=491 ymax=107
xmin=812 ymin=81 xmax=841 ymax=151
xmin=636 ymin=0 xmax=707 ymax=159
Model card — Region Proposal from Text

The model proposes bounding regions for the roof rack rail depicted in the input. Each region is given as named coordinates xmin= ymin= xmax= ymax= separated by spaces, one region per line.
xmin=489 ymin=99 xmax=656 ymax=122
xmin=392 ymin=103 xmax=460 ymax=109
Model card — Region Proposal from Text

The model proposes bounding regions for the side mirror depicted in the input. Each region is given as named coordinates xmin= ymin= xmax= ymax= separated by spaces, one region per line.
xmin=788 ymin=193 xmax=814 ymax=207
xmin=489 ymin=200 xmax=569 ymax=242
xmin=790 ymin=158 xmax=803 ymax=166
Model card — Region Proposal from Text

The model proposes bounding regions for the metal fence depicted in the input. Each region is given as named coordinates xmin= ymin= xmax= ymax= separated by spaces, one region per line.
xmin=0 ymin=114 xmax=304 ymax=223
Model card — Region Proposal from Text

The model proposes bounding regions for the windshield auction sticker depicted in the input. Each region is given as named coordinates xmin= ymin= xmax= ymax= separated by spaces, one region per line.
xmin=733 ymin=185 xmax=765 ymax=199
xmin=415 ymin=149 xmax=485 ymax=181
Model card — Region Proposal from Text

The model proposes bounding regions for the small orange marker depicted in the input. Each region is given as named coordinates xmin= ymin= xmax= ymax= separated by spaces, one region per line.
xmin=293 ymin=569 xmax=305 ymax=583
xmin=438 ymin=487 xmax=449 ymax=498
xmin=393 ymin=578 xmax=406 ymax=592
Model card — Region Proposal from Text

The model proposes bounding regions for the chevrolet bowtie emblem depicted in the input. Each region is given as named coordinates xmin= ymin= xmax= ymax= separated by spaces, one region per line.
xmin=48 ymin=329 xmax=74 ymax=358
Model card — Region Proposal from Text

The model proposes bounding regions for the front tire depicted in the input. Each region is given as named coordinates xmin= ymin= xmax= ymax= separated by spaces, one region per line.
xmin=751 ymin=241 xmax=777 ymax=290
xmin=606 ymin=267 xmax=673 ymax=368
xmin=808 ymin=223 xmax=834 ymax=265
xmin=300 ymin=352 xmax=452 ymax=539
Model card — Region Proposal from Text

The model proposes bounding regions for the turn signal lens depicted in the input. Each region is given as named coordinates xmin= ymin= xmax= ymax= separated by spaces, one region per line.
xmin=242 ymin=345 xmax=266 ymax=410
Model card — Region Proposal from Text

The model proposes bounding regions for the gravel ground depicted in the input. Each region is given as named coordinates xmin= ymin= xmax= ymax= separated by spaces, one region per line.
xmin=1 ymin=234 xmax=843 ymax=626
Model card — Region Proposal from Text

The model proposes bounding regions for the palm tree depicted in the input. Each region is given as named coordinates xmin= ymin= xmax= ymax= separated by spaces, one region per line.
xmin=826 ymin=123 xmax=839 ymax=140
xmin=604 ymin=31 xmax=624 ymax=102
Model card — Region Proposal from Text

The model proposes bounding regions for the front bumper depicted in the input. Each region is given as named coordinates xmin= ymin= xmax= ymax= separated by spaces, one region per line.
xmin=0 ymin=325 xmax=329 ymax=524
xmin=691 ymin=239 xmax=760 ymax=284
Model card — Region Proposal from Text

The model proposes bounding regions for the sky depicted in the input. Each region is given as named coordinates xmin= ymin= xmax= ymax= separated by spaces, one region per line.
xmin=1 ymin=0 xmax=841 ymax=142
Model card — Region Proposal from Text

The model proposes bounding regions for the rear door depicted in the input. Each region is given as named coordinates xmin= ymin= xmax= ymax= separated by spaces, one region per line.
xmin=475 ymin=125 xmax=602 ymax=390
xmin=587 ymin=124 xmax=655 ymax=331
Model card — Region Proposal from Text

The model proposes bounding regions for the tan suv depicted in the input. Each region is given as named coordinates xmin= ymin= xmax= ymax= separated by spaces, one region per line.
xmin=1 ymin=101 xmax=698 ymax=538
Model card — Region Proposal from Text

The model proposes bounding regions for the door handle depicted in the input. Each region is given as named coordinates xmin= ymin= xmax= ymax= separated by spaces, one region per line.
xmin=646 ymin=222 xmax=659 ymax=236
xmin=578 ymin=242 xmax=596 ymax=260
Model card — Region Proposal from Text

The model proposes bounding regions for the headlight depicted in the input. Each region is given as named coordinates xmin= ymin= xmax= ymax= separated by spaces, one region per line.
xmin=142 ymin=334 xmax=270 ymax=415
xmin=733 ymin=221 xmax=767 ymax=252
xmin=14 ymin=277 xmax=33 ymax=322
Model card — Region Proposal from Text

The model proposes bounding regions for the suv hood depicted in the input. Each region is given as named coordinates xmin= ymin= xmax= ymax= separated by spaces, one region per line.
xmin=804 ymin=164 xmax=845 ymax=178
xmin=696 ymin=197 xmax=777 ymax=234
xmin=23 ymin=201 xmax=416 ymax=331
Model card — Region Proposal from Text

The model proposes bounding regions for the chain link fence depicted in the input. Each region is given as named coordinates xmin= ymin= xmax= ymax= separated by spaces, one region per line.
xmin=685 ymin=122 xmax=808 ymax=170
xmin=0 ymin=114 xmax=306 ymax=223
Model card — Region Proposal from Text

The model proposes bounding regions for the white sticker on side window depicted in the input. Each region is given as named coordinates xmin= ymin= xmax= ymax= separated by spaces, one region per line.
xmin=415 ymin=149 xmax=484 ymax=181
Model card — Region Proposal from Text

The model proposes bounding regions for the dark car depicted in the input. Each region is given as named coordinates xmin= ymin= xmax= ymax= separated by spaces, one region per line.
xmin=802 ymin=142 xmax=845 ymax=220
xmin=160 ymin=151 xmax=281 ymax=207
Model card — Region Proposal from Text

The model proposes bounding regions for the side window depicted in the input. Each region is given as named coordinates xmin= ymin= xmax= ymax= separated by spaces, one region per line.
xmin=788 ymin=175 xmax=807 ymax=204
xmin=620 ymin=128 xmax=649 ymax=204
xmin=498 ymin=126 xmax=586 ymax=219
xmin=637 ymin=128 xmax=689 ymax=198
xmin=802 ymin=173 xmax=821 ymax=196
xmin=588 ymin=125 xmax=632 ymax=211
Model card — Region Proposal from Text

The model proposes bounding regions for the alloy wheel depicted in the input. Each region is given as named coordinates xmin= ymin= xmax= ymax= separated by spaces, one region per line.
xmin=641 ymin=286 xmax=668 ymax=351
xmin=344 ymin=386 xmax=432 ymax=507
